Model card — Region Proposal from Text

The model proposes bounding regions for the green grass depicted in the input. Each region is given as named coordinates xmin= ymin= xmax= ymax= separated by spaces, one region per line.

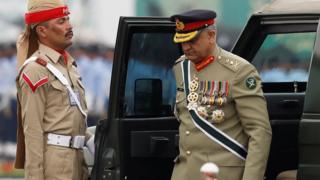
xmin=0 ymin=161 xmax=24 ymax=177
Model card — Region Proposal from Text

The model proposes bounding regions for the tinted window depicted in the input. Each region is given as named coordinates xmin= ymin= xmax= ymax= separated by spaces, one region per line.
xmin=252 ymin=32 xmax=315 ymax=82
xmin=124 ymin=32 xmax=181 ymax=117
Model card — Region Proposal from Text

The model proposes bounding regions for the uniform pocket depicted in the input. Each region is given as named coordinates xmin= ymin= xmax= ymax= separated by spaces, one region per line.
xmin=44 ymin=146 xmax=72 ymax=179
xmin=50 ymin=79 xmax=65 ymax=91
xmin=48 ymin=80 xmax=68 ymax=106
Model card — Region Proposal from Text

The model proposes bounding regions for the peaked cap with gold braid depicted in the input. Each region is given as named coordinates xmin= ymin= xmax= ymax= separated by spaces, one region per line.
xmin=170 ymin=9 xmax=216 ymax=43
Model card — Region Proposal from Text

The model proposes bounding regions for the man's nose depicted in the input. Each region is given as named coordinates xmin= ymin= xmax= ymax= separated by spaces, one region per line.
xmin=66 ymin=20 xmax=73 ymax=30
xmin=181 ymin=42 xmax=192 ymax=51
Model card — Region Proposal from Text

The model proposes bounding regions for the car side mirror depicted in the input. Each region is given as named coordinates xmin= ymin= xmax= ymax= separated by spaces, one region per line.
xmin=134 ymin=78 xmax=162 ymax=116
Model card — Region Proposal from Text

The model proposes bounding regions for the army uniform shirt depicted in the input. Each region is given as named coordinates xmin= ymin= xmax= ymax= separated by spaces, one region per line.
xmin=171 ymin=46 xmax=272 ymax=180
xmin=16 ymin=43 xmax=89 ymax=180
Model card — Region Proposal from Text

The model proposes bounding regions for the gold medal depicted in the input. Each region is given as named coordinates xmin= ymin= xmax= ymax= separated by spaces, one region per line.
xmin=187 ymin=92 xmax=199 ymax=103
xmin=189 ymin=80 xmax=199 ymax=92
xmin=217 ymin=97 xmax=224 ymax=106
xmin=209 ymin=96 xmax=215 ymax=105
xmin=212 ymin=109 xmax=225 ymax=123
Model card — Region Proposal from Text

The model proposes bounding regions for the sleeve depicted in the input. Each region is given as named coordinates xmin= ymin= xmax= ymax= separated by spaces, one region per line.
xmin=172 ymin=62 xmax=184 ymax=122
xmin=18 ymin=65 xmax=48 ymax=179
xmin=231 ymin=63 xmax=272 ymax=180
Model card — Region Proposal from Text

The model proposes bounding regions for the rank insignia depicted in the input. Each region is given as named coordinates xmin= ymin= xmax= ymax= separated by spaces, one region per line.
xmin=245 ymin=77 xmax=257 ymax=90
xmin=22 ymin=73 xmax=48 ymax=93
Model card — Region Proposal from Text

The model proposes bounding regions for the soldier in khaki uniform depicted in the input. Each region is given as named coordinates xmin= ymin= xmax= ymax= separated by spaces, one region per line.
xmin=170 ymin=10 xmax=272 ymax=180
xmin=14 ymin=0 xmax=94 ymax=179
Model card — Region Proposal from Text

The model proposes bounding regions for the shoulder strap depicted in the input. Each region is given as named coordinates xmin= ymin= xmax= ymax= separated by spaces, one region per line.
xmin=181 ymin=60 xmax=247 ymax=160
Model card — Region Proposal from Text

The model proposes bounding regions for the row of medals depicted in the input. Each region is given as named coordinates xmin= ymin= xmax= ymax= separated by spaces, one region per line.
xmin=187 ymin=76 xmax=227 ymax=123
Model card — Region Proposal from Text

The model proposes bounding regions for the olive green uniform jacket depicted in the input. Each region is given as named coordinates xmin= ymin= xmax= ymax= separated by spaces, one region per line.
xmin=171 ymin=46 xmax=272 ymax=180
xmin=15 ymin=43 xmax=89 ymax=180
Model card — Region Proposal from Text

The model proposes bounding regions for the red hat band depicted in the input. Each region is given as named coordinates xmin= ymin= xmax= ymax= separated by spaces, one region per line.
xmin=25 ymin=6 xmax=70 ymax=25
xmin=176 ymin=19 xmax=215 ymax=32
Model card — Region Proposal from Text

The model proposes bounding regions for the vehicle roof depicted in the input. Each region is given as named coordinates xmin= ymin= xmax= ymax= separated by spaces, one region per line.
xmin=256 ymin=0 xmax=320 ymax=15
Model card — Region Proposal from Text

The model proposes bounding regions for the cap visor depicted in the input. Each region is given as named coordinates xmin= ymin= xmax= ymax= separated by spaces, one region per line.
xmin=173 ymin=31 xmax=198 ymax=43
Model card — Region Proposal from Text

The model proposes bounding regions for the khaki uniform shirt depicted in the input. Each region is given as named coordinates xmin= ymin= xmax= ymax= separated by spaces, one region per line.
xmin=171 ymin=46 xmax=272 ymax=180
xmin=15 ymin=43 xmax=89 ymax=180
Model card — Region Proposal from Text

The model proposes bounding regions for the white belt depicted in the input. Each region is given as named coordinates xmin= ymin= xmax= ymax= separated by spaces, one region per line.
xmin=47 ymin=133 xmax=85 ymax=149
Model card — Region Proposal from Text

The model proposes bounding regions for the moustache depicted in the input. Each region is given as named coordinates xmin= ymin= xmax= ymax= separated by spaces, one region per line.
xmin=65 ymin=31 xmax=73 ymax=37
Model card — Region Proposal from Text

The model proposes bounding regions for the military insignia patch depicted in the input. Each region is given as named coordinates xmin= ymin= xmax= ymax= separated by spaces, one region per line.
xmin=22 ymin=73 xmax=48 ymax=93
xmin=245 ymin=77 xmax=257 ymax=89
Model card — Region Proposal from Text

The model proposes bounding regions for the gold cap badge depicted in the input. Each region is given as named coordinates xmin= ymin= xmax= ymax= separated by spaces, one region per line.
xmin=175 ymin=19 xmax=185 ymax=31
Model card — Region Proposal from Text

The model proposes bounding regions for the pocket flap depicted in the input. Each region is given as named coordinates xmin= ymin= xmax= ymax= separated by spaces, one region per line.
xmin=50 ymin=80 xmax=64 ymax=91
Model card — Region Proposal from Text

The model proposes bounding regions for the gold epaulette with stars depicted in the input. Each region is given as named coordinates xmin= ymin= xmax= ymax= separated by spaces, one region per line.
xmin=217 ymin=50 xmax=244 ymax=72
xmin=174 ymin=55 xmax=187 ymax=65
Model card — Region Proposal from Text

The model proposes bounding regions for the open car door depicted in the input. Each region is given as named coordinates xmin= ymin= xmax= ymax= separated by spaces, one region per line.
xmin=298 ymin=19 xmax=320 ymax=179
xmin=232 ymin=13 xmax=319 ymax=179
xmin=91 ymin=17 xmax=182 ymax=180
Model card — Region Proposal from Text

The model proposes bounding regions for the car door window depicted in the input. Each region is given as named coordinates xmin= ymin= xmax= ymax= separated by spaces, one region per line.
xmin=252 ymin=32 xmax=315 ymax=83
xmin=124 ymin=32 xmax=181 ymax=117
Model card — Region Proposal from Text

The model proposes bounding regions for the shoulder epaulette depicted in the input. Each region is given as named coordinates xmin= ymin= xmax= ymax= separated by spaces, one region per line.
xmin=217 ymin=50 xmax=244 ymax=72
xmin=36 ymin=58 xmax=47 ymax=67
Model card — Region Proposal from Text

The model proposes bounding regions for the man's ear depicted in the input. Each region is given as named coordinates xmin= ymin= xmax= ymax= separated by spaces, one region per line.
xmin=36 ymin=26 xmax=47 ymax=38
xmin=208 ymin=30 xmax=216 ymax=44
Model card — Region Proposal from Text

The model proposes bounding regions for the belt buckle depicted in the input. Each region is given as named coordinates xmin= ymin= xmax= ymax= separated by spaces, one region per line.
xmin=70 ymin=136 xmax=85 ymax=149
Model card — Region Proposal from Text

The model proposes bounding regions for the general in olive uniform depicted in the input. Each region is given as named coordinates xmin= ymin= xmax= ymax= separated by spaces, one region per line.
xmin=170 ymin=10 xmax=272 ymax=180
xmin=15 ymin=0 xmax=94 ymax=179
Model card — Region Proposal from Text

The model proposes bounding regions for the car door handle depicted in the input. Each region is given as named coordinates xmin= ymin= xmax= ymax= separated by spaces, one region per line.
xmin=150 ymin=136 xmax=169 ymax=154
xmin=280 ymin=99 xmax=300 ymax=108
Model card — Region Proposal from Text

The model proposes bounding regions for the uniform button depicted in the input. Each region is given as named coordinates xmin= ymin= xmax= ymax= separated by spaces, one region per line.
xmin=230 ymin=61 xmax=234 ymax=65
xmin=218 ymin=56 xmax=221 ymax=59
xmin=186 ymin=131 xmax=190 ymax=135
xmin=186 ymin=150 xmax=191 ymax=155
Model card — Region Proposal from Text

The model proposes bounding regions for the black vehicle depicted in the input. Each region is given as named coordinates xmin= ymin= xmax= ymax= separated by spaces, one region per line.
xmin=90 ymin=0 xmax=320 ymax=179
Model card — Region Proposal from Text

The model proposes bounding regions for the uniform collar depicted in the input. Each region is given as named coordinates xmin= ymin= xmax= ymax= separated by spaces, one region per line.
xmin=194 ymin=45 xmax=220 ymax=71
xmin=38 ymin=43 xmax=74 ymax=65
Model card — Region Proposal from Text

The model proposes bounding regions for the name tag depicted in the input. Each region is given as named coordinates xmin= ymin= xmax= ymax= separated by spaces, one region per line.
xmin=69 ymin=90 xmax=80 ymax=106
